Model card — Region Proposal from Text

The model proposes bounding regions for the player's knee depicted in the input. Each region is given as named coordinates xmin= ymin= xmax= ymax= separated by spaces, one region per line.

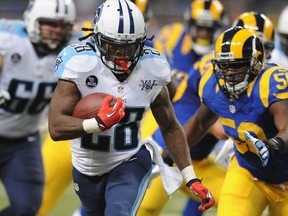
xmin=1 ymin=203 xmax=39 ymax=216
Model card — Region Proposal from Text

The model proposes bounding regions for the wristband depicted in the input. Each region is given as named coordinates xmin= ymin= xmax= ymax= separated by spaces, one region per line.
xmin=82 ymin=118 xmax=101 ymax=133
xmin=181 ymin=165 xmax=197 ymax=184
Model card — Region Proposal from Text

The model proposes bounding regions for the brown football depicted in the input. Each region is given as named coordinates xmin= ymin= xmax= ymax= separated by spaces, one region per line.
xmin=72 ymin=92 xmax=116 ymax=119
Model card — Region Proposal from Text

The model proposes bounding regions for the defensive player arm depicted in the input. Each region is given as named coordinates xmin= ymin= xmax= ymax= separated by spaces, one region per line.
xmin=269 ymin=99 xmax=288 ymax=151
xmin=150 ymin=86 xmax=191 ymax=171
xmin=48 ymin=79 xmax=87 ymax=141
xmin=184 ymin=103 xmax=219 ymax=149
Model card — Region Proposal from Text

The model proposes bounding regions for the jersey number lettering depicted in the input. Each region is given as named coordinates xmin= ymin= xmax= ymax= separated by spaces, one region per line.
xmin=81 ymin=107 xmax=145 ymax=151
xmin=4 ymin=79 xmax=56 ymax=114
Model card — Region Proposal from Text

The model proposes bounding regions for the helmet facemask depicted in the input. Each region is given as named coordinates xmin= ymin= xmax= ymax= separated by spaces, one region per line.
xmin=35 ymin=18 xmax=73 ymax=54
xmin=213 ymin=58 xmax=258 ymax=100
xmin=188 ymin=24 xmax=217 ymax=55
xmin=94 ymin=32 xmax=145 ymax=74
xmin=185 ymin=0 xmax=228 ymax=55
xmin=212 ymin=27 xmax=264 ymax=101
xmin=23 ymin=0 xmax=76 ymax=55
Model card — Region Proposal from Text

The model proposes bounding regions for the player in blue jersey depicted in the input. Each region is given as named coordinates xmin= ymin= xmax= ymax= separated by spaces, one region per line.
xmin=48 ymin=1 xmax=215 ymax=216
xmin=184 ymin=26 xmax=288 ymax=216
xmin=0 ymin=0 xmax=76 ymax=215
xmin=152 ymin=0 xmax=228 ymax=99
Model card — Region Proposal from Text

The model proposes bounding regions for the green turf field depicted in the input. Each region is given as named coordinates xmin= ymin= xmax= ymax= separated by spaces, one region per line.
xmin=0 ymin=181 xmax=217 ymax=215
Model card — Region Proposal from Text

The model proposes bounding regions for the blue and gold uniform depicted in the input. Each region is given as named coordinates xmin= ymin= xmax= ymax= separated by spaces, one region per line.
xmin=199 ymin=63 xmax=288 ymax=215
xmin=201 ymin=63 xmax=288 ymax=183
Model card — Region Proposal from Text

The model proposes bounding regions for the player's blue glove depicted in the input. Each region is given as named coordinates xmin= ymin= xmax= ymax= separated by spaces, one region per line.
xmin=244 ymin=131 xmax=285 ymax=167
xmin=0 ymin=89 xmax=10 ymax=107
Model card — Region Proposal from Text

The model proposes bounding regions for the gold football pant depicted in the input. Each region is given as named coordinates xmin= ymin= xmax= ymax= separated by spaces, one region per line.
xmin=37 ymin=135 xmax=72 ymax=216
xmin=218 ymin=156 xmax=288 ymax=216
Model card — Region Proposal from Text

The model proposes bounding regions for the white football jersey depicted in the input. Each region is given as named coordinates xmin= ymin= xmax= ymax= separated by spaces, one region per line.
xmin=0 ymin=20 xmax=58 ymax=138
xmin=54 ymin=43 xmax=171 ymax=176
xmin=270 ymin=48 xmax=288 ymax=68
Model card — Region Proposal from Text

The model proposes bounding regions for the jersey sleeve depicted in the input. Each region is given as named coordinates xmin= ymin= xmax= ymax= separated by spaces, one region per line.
xmin=54 ymin=44 xmax=97 ymax=82
xmin=0 ymin=20 xmax=27 ymax=55
xmin=257 ymin=65 xmax=288 ymax=108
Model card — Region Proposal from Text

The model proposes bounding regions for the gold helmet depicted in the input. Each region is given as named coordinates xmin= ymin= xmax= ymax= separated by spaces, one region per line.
xmin=185 ymin=0 xmax=228 ymax=55
xmin=212 ymin=26 xmax=265 ymax=100
xmin=233 ymin=11 xmax=274 ymax=59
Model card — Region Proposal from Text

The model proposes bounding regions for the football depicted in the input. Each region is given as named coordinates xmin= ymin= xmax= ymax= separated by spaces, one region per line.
xmin=72 ymin=92 xmax=116 ymax=119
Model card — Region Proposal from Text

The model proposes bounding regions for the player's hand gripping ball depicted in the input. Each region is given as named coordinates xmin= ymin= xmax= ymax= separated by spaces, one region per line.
xmin=72 ymin=92 xmax=117 ymax=119
xmin=72 ymin=92 xmax=125 ymax=131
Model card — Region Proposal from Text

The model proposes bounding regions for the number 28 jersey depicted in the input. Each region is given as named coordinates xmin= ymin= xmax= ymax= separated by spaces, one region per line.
xmin=199 ymin=63 xmax=288 ymax=184
xmin=54 ymin=43 xmax=171 ymax=176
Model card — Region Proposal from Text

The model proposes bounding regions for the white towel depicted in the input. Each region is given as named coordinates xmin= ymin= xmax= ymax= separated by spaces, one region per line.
xmin=142 ymin=137 xmax=183 ymax=195
xmin=215 ymin=138 xmax=235 ymax=169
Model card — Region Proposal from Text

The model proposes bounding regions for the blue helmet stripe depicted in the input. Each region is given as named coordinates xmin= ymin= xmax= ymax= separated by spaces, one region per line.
xmin=125 ymin=0 xmax=135 ymax=33
xmin=118 ymin=0 xmax=124 ymax=33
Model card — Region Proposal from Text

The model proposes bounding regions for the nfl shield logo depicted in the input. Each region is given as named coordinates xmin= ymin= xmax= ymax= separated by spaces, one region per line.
xmin=229 ymin=105 xmax=236 ymax=114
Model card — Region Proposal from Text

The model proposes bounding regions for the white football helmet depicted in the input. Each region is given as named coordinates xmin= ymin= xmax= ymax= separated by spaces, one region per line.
xmin=23 ymin=0 xmax=76 ymax=52
xmin=277 ymin=5 xmax=288 ymax=56
xmin=93 ymin=0 xmax=147 ymax=75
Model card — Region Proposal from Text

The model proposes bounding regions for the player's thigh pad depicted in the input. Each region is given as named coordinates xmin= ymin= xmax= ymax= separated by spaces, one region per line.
xmin=217 ymin=157 xmax=267 ymax=216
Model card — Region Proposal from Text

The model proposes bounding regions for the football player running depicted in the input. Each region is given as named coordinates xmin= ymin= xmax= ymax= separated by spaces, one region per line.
xmin=48 ymin=1 xmax=215 ymax=216
xmin=0 ymin=0 xmax=75 ymax=215
xmin=39 ymin=1 xmax=154 ymax=216
xmin=184 ymin=26 xmax=288 ymax=216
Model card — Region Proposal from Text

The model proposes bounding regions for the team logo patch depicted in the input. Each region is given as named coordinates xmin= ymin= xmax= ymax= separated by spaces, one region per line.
xmin=139 ymin=80 xmax=158 ymax=91
xmin=54 ymin=56 xmax=63 ymax=71
xmin=86 ymin=75 xmax=98 ymax=88
xmin=11 ymin=53 xmax=21 ymax=64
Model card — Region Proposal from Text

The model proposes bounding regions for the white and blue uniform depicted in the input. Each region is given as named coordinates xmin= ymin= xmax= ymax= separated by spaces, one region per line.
xmin=54 ymin=43 xmax=171 ymax=215
xmin=0 ymin=19 xmax=57 ymax=215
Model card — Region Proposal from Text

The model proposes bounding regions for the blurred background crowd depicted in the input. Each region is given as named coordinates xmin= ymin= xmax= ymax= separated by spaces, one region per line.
xmin=1 ymin=0 xmax=287 ymax=35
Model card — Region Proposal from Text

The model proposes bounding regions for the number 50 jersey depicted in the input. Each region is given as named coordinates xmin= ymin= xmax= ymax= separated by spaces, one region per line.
xmin=199 ymin=63 xmax=288 ymax=184
xmin=54 ymin=43 xmax=171 ymax=176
